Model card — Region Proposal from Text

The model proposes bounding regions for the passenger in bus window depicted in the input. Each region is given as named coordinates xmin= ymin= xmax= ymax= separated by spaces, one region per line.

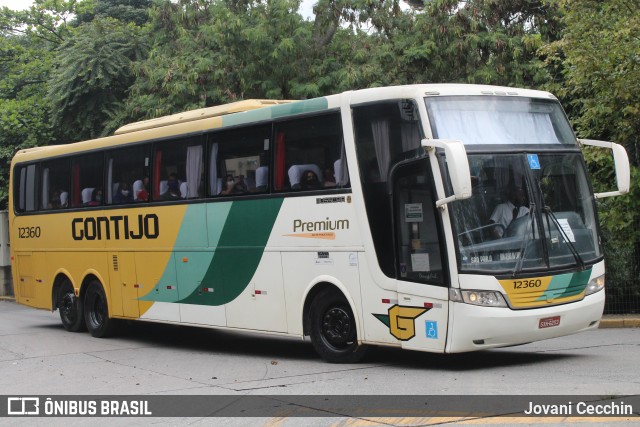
xmin=48 ymin=190 xmax=61 ymax=209
xmin=219 ymin=174 xmax=245 ymax=196
xmin=88 ymin=188 xmax=103 ymax=206
xmin=133 ymin=177 xmax=149 ymax=202
xmin=301 ymin=170 xmax=321 ymax=190
xmin=323 ymin=168 xmax=336 ymax=187
xmin=236 ymin=175 xmax=248 ymax=192
xmin=161 ymin=173 xmax=181 ymax=201
xmin=113 ymin=182 xmax=133 ymax=204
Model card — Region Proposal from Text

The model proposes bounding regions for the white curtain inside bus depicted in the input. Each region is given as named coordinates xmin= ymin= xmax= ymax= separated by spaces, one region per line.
xmin=186 ymin=145 xmax=203 ymax=198
xmin=428 ymin=101 xmax=561 ymax=145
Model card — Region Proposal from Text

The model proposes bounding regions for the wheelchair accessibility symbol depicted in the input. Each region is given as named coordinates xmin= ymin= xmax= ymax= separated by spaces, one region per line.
xmin=527 ymin=154 xmax=541 ymax=170
xmin=425 ymin=321 xmax=438 ymax=339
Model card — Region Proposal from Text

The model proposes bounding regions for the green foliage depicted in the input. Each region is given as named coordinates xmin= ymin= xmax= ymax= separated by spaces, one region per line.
xmin=545 ymin=0 xmax=640 ymax=312
xmin=1 ymin=0 xmax=79 ymax=45
xmin=551 ymin=0 xmax=640 ymax=159
xmin=584 ymin=146 xmax=640 ymax=245
xmin=123 ymin=0 xmax=312 ymax=120
xmin=412 ymin=0 xmax=562 ymax=86
xmin=48 ymin=18 xmax=149 ymax=140
xmin=0 ymin=0 xmax=149 ymax=208
xmin=75 ymin=0 xmax=151 ymax=25
xmin=0 ymin=2 xmax=64 ymax=209
xmin=122 ymin=0 xmax=564 ymax=123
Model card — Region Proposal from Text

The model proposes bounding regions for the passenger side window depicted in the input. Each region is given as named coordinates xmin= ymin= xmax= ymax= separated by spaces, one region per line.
xmin=41 ymin=158 xmax=70 ymax=210
xmin=106 ymin=145 xmax=150 ymax=205
xmin=274 ymin=113 xmax=348 ymax=192
xmin=208 ymin=125 xmax=270 ymax=197
xmin=71 ymin=153 xmax=104 ymax=208
xmin=14 ymin=164 xmax=37 ymax=213
xmin=154 ymin=137 xmax=203 ymax=201
xmin=353 ymin=100 xmax=422 ymax=186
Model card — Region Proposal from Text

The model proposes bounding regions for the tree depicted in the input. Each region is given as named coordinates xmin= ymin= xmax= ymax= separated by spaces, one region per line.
xmin=549 ymin=0 xmax=640 ymax=165
xmin=123 ymin=0 xmax=315 ymax=120
xmin=75 ymin=0 xmax=151 ymax=26
xmin=47 ymin=18 xmax=149 ymax=140
xmin=408 ymin=0 xmax=562 ymax=86
xmin=542 ymin=0 xmax=640 ymax=313
xmin=0 ymin=1 xmax=71 ymax=208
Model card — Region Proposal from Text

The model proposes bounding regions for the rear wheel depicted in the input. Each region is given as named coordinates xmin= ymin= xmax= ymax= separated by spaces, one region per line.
xmin=84 ymin=280 xmax=118 ymax=338
xmin=58 ymin=280 xmax=86 ymax=332
xmin=309 ymin=289 xmax=369 ymax=363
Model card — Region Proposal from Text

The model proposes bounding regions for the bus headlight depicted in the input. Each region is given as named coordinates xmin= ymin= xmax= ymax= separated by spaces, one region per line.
xmin=585 ymin=274 xmax=605 ymax=296
xmin=449 ymin=288 xmax=508 ymax=307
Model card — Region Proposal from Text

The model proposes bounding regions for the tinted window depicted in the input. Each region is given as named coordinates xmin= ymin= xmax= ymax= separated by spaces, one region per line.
xmin=274 ymin=113 xmax=348 ymax=192
xmin=41 ymin=158 xmax=70 ymax=210
xmin=153 ymin=137 xmax=203 ymax=201
xmin=208 ymin=125 xmax=270 ymax=197
xmin=106 ymin=145 xmax=150 ymax=205
xmin=15 ymin=164 xmax=37 ymax=213
xmin=353 ymin=100 xmax=423 ymax=277
xmin=72 ymin=153 xmax=104 ymax=207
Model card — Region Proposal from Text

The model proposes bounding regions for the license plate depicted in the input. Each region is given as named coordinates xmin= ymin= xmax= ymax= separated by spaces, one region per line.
xmin=539 ymin=316 xmax=561 ymax=329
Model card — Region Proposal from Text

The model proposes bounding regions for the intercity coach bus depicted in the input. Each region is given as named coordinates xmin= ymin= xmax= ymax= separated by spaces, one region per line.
xmin=9 ymin=84 xmax=630 ymax=363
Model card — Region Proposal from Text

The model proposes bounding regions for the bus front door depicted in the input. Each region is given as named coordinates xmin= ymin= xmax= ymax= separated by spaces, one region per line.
xmin=392 ymin=159 xmax=449 ymax=353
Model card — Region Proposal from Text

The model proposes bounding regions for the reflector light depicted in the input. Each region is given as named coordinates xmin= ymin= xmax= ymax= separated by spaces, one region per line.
xmin=382 ymin=299 xmax=390 ymax=303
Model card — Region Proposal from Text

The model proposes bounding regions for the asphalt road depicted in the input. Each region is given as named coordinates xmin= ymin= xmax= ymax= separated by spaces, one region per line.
xmin=1 ymin=300 xmax=639 ymax=426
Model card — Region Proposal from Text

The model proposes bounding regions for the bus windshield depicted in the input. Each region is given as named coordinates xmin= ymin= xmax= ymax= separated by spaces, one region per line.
xmin=448 ymin=153 xmax=601 ymax=274
xmin=425 ymin=96 xmax=576 ymax=146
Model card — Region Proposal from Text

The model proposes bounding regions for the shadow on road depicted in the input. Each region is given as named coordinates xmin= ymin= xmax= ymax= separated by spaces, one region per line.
xmin=40 ymin=318 xmax=581 ymax=370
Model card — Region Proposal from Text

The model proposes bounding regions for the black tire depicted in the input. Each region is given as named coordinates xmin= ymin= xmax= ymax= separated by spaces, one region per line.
xmin=83 ymin=280 xmax=118 ymax=338
xmin=309 ymin=290 xmax=369 ymax=363
xmin=58 ymin=279 xmax=86 ymax=332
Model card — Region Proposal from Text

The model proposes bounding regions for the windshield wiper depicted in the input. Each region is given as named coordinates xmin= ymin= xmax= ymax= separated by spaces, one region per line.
xmin=511 ymin=203 xmax=536 ymax=277
xmin=543 ymin=206 xmax=585 ymax=270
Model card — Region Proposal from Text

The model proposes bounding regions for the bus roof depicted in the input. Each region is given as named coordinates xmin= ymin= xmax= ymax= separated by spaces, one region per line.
xmin=11 ymin=84 xmax=559 ymax=164
xmin=114 ymin=99 xmax=295 ymax=135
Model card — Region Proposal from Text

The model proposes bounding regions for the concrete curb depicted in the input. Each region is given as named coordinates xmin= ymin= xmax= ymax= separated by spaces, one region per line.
xmin=599 ymin=316 xmax=640 ymax=328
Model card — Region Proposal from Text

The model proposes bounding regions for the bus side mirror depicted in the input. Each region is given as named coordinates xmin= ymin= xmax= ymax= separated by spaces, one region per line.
xmin=421 ymin=138 xmax=472 ymax=207
xmin=578 ymin=139 xmax=630 ymax=198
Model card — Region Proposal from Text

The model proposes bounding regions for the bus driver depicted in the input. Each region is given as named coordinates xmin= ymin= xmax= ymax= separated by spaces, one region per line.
xmin=490 ymin=185 xmax=529 ymax=238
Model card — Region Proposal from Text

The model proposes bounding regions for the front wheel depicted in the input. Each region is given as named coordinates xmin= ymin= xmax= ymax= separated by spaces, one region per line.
xmin=58 ymin=280 xmax=86 ymax=332
xmin=84 ymin=280 xmax=118 ymax=338
xmin=309 ymin=290 xmax=369 ymax=363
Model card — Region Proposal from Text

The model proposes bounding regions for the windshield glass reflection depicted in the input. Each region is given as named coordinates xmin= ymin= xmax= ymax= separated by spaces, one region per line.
xmin=451 ymin=153 xmax=601 ymax=274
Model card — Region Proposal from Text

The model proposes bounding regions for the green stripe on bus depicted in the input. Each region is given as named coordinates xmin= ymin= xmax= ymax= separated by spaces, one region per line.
xmin=139 ymin=199 xmax=283 ymax=304
xmin=221 ymin=98 xmax=329 ymax=128
xmin=270 ymin=98 xmax=329 ymax=118
xmin=535 ymin=269 xmax=591 ymax=301
xmin=179 ymin=197 xmax=284 ymax=305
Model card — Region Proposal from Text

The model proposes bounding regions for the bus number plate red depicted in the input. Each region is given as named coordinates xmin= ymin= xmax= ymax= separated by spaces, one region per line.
xmin=539 ymin=316 xmax=561 ymax=329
